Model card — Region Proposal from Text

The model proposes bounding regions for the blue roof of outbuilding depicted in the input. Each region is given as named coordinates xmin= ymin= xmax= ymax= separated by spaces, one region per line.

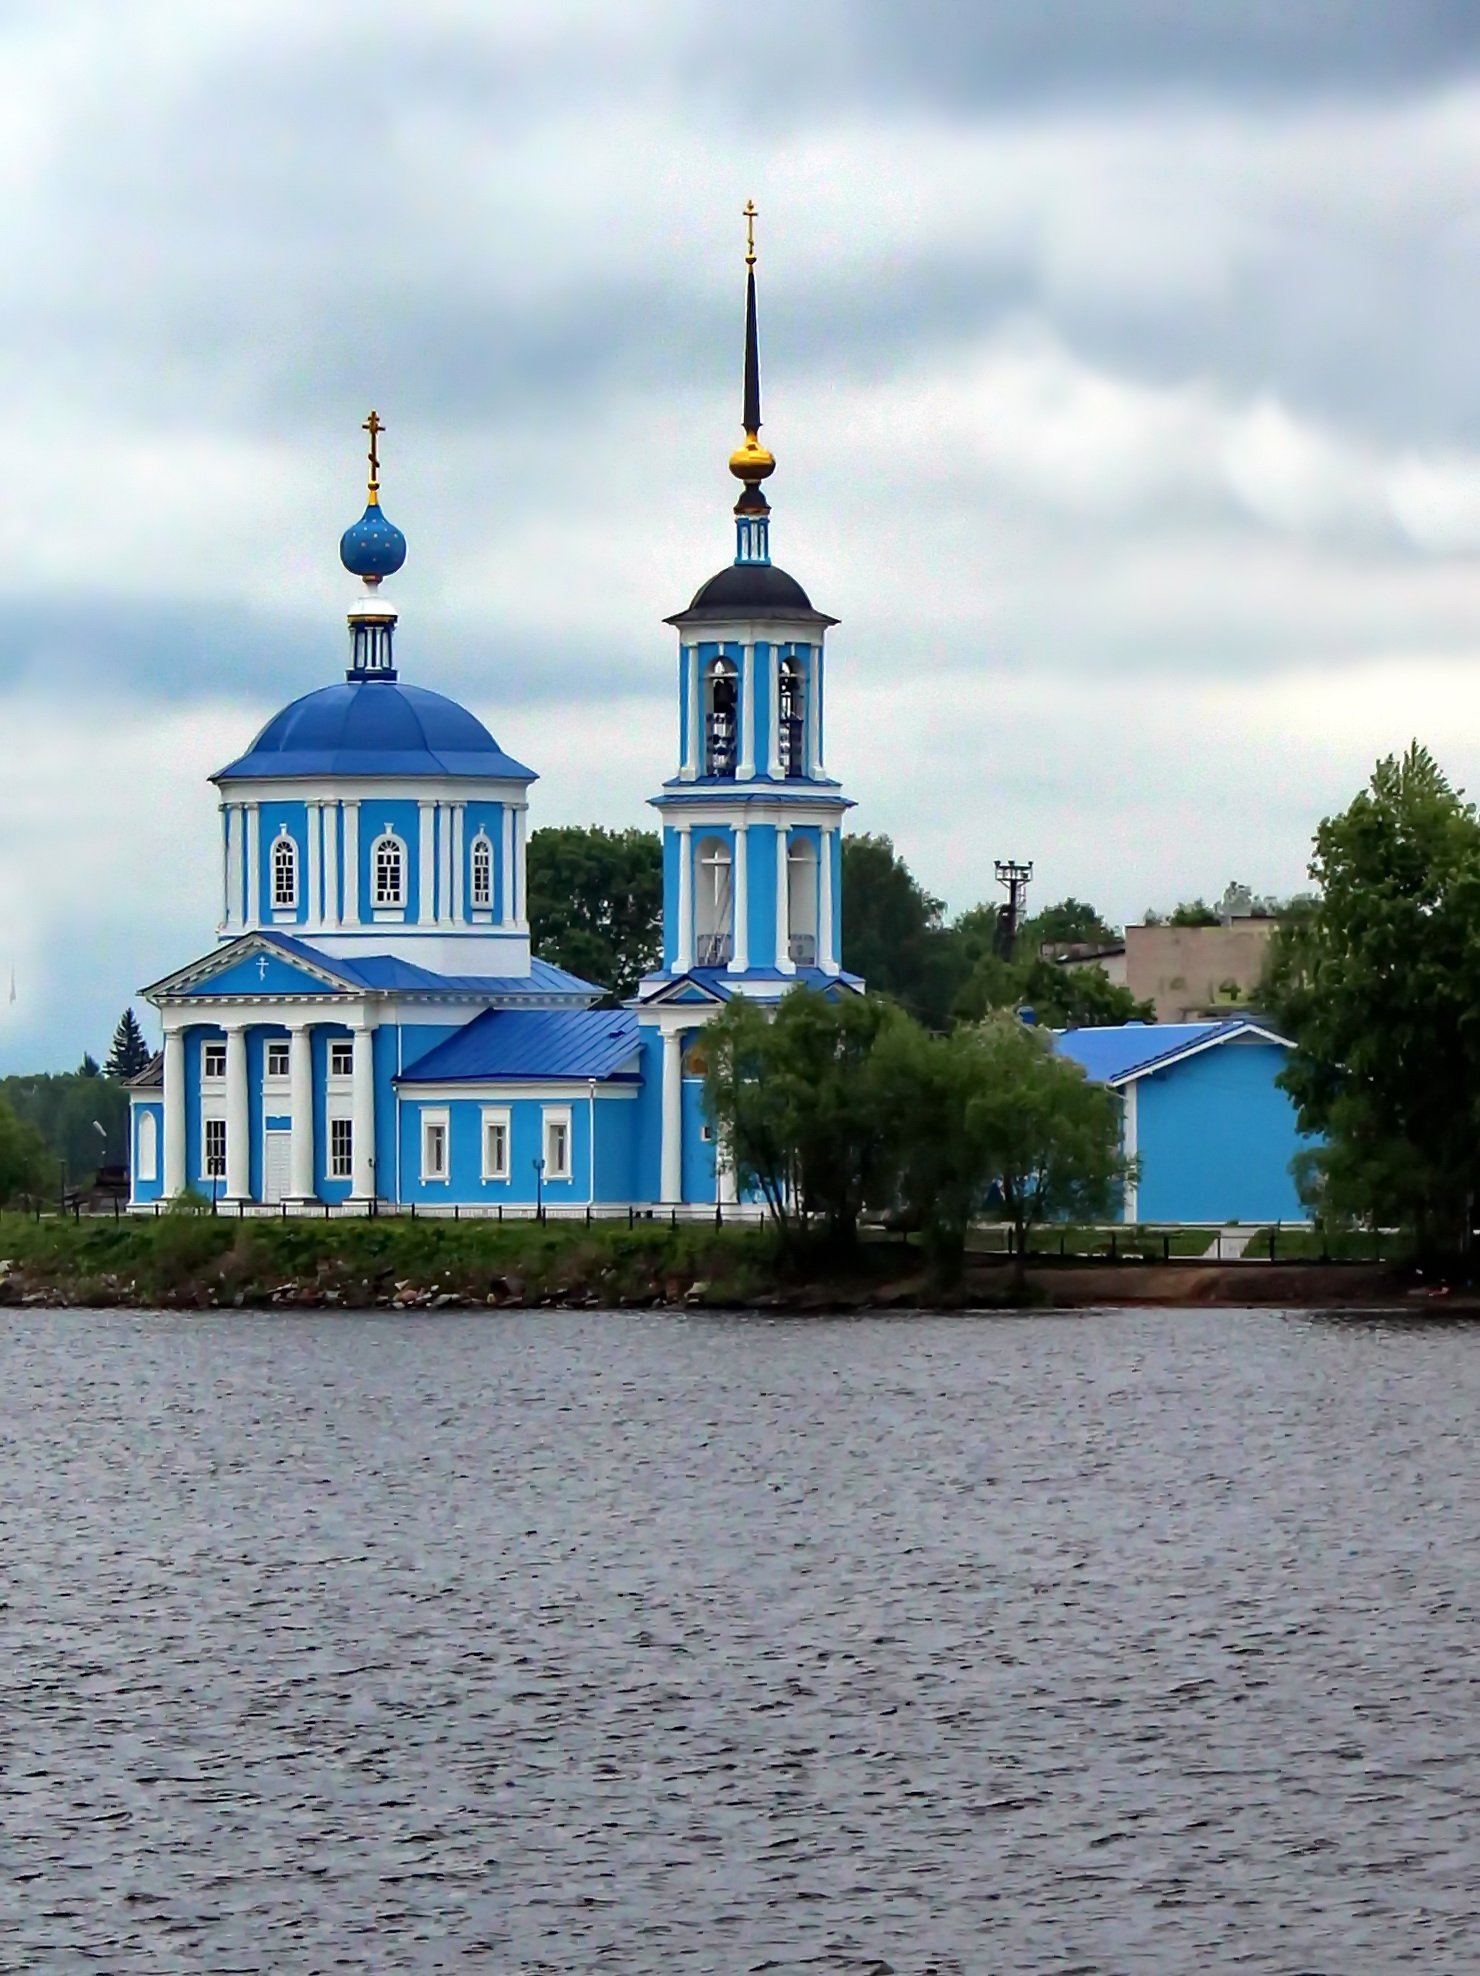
xmin=214 ymin=680 xmax=536 ymax=782
xmin=398 ymin=1007 xmax=642 ymax=1084
xmin=1055 ymin=1020 xmax=1288 ymax=1085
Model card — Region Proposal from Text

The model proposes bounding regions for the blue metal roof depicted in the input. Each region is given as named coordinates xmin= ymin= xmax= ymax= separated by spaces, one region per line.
xmin=1055 ymin=1020 xmax=1285 ymax=1085
xmin=262 ymin=934 xmax=600 ymax=1000
xmin=398 ymin=1007 xmax=642 ymax=1084
xmin=214 ymin=680 xmax=536 ymax=782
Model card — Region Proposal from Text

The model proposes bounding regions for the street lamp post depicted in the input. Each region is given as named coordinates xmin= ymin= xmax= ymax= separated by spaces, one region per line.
xmin=533 ymin=1155 xmax=545 ymax=1221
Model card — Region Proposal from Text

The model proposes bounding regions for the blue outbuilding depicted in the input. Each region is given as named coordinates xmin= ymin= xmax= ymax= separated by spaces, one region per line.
xmin=1055 ymin=1020 xmax=1310 ymax=1225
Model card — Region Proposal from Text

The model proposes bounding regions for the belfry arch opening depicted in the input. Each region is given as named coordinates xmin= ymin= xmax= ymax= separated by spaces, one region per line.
xmin=779 ymin=656 xmax=806 ymax=778
xmin=787 ymin=837 xmax=818 ymax=966
xmin=704 ymin=659 xmax=737 ymax=777
xmin=694 ymin=835 xmax=733 ymax=965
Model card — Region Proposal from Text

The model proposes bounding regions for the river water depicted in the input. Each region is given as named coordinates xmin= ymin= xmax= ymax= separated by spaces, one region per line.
xmin=2 ymin=1306 xmax=1478 ymax=1973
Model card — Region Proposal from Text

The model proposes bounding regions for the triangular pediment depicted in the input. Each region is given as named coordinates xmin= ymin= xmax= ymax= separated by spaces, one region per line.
xmin=637 ymin=973 xmax=732 ymax=1008
xmin=144 ymin=934 xmax=355 ymax=1003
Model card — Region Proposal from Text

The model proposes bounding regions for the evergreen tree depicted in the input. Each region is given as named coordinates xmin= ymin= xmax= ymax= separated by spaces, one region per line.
xmin=105 ymin=1007 xmax=152 ymax=1081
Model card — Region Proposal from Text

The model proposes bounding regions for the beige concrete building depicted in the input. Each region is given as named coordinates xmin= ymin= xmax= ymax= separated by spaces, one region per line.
xmin=1050 ymin=916 xmax=1280 ymax=1023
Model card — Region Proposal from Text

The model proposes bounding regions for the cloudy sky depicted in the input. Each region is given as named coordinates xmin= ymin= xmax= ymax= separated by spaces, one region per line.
xmin=3 ymin=0 xmax=1480 ymax=1067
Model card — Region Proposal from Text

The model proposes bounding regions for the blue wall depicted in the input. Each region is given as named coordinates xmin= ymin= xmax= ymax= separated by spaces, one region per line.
xmin=393 ymin=1090 xmax=635 ymax=1204
xmin=130 ymin=1101 xmax=165 ymax=1203
xmin=1135 ymin=1039 xmax=1306 ymax=1223
xmin=681 ymin=1073 xmax=716 ymax=1203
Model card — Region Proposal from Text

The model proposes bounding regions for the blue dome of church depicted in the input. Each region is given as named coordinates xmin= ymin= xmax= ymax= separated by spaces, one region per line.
xmin=213 ymin=680 xmax=536 ymax=782
xmin=339 ymin=502 xmax=407 ymax=580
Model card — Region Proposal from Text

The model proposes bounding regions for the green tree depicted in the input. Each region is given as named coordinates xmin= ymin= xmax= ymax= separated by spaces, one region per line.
xmin=841 ymin=833 xmax=966 ymax=1027
xmin=1267 ymin=743 xmax=1480 ymax=1255
xmin=0 ymin=1072 xmax=131 ymax=1186
xmin=526 ymin=825 xmax=663 ymax=1000
xmin=0 ymin=1092 xmax=52 ymax=1205
xmin=105 ymin=1008 xmax=152 ymax=1081
xmin=954 ymin=954 xmax=1154 ymax=1029
xmin=1018 ymin=897 xmax=1118 ymax=954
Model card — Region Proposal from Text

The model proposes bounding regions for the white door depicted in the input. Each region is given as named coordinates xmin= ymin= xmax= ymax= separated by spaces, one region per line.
xmin=263 ymin=1129 xmax=292 ymax=1205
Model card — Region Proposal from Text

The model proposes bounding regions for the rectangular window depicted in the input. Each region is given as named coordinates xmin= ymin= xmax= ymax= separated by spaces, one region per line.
xmin=328 ymin=1040 xmax=354 ymax=1078
xmin=329 ymin=1118 xmax=353 ymax=1180
xmin=543 ymin=1107 xmax=572 ymax=1181
xmin=202 ymin=1043 xmax=226 ymax=1080
xmin=481 ymin=1108 xmax=510 ymax=1181
xmin=203 ymin=1117 xmax=226 ymax=1179
xmin=421 ymin=1110 xmax=449 ymax=1183
xmin=265 ymin=1041 xmax=290 ymax=1080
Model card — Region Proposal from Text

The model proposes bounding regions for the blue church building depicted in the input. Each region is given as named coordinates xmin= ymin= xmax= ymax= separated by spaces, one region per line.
xmin=128 ymin=222 xmax=858 ymax=1213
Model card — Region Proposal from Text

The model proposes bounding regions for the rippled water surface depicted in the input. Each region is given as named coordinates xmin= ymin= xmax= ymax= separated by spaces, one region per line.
xmin=4 ymin=1306 xmax=1480 ymax=1972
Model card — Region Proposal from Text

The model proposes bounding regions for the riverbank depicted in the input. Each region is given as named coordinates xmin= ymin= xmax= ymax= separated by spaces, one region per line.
xmin=0 ymin=1213 xmax=1431 ymax=1311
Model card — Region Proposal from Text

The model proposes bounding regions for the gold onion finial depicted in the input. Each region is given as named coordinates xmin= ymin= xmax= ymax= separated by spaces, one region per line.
xmin=729 ymin=199 xmax=775 ymax=491
xmin=363 ymin=409 xmax=384 ymax=506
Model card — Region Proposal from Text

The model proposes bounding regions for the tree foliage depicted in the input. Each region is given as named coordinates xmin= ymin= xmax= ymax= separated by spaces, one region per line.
xmin=0 ymin=1093 xmax=51 ymax=1206
xmin=954 ymin=954 xmax=1154 ymax=1030
xmin=0 ymin=1071 xmax=130 ymax=1187
xmin=841 ymin=834 xmax=964 ymax=1029
xmin=105 ymin=1008 xmax=152 ymax=1081
xmin=1018 ymin=897 xmax=1119 ymax=953
xmin=526 ymin=825 xmax=664 ymax=1001
xmin=1266 ymin=744 xmax=1480 ymax=1253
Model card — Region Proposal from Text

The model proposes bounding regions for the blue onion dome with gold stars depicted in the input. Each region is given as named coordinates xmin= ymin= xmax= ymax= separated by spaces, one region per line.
xmin=668 ymin=202 xmax=836 ymax=632
xmin=338 ymin=409 xmax=407 ymax=582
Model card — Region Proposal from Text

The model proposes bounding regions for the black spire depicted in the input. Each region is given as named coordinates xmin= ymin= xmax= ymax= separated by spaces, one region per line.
xmin=743 ymin=262 xmax=761 ymax=439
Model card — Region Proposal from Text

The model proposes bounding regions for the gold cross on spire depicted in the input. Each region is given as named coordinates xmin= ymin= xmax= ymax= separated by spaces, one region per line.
xmin=744 ymin=199 xmax=757 ymax=269
xmin=363 ymin=409 xmax=384 ymax=503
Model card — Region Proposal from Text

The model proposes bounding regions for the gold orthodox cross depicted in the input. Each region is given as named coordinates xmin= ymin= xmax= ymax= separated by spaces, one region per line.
xmin=744 ymin=199 xmax=757 ymax=268
xmin=363 ymin=410 xmax=384 ymax=494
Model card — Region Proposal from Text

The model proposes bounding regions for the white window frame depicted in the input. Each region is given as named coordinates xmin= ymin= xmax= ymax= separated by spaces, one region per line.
xmin=329 ymin=1116 xmax=353 ymax=1180
xmin=264 ymin=1040 xmax=290 ymax=1082
xmin=542 ymin=1105 xmax=572 ymax=1182
xmin=420 ymin=1107 xmax=450 ymax=1184
xmin=202 ymin=1116 xmax=226 ymax=1180
xmin=136 ymin=1110 xmax=159 ymax=1183
xmin=372 ymin=830 xmax=406 ymax=911
xmin=470 ymin=832 xmax=494 ymax=911
xmin=481 ymin=1105 xmax=511 ymax=1181
xmin=271 ymin=828 xmax=298 ymax=912
xmin=327 ymin=1039 xmax=354 ymax=1080
xmin=202 ymin=1042 xmax=226 ymax=1081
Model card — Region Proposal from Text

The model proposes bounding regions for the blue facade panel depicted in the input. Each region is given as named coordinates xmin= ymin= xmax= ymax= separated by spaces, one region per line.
xmin=681 ymin=1074 xmax=715 ymax=1204
xmin=750 ymin=823 xmax=780 ymax=972
xmin=1136 ymin=1040 xmax=1305 ymax=1223
xmin=358 ymin=798 xmax=421 ymax=925
xmin=752 ymin=642 xmax=772 ymax=774
xmin=130 ymin=1101 xmax=165 ymax=1203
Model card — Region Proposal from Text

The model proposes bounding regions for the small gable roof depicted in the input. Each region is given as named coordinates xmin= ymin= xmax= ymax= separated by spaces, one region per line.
xmin=1055 ymin=1018 xmax=1292 ymax=1086
xmin=144 ymin=931 xmax=602 ymax=1005
xmin=397 ymin=1007 xmax=642 ymax=1084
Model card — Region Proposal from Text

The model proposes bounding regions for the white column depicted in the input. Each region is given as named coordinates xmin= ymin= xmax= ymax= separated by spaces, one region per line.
xmin=684 ymin=649 xmax=700 ymax=781
xmin=437 ymin=803 xmax=453 ymax=927
xmin=814 ymin=649 xmax=826 ymax=776
xmin=224 ymin=1023 xmax=250 ymax=1202
xmin=739 ymin=645 xmax=756 ymax=779
xmin=767 ymin=650 xmax=781 ymax=777
xmin=807 ymin=650 xmax=822 ymax=777
xmin=660 ymin=1028 xmax=683 ymax=1203
xmin=306 ymin=804 xmax=322 ymax=930
xmin=1121 ymin=1082 xmax=1139 ymax=1223
xmin=288 ymin=1021 xmax=315 ymax=1202
xmin=776 ymin=826 xmax=794 ymax=972
xmin=452 ymin=805 xmax=465 ymax=923
xmin=718 ymin=1144 xmax=739 ymax=1205
xmin=418 ymin=802 xmax=435 ymax=924
xmin=820 ymin=826 xmax=838 ymax=974
xmin=244 ymin=804 xmax=261 ymax=930
xmin=501 ymin=805 xmax=515 ymax=927
xmin=513 ymin=806 xmax=527 ymax=925
xmin=350 ymin=1022 xmax=376 ymax=1204
xmin=342 ymin=802 xmax=359 ymax=924
xmin=728 ymin=824 xmax=749 ymax=973
xmin=324 ymin=803 xmax=341 ymax=928
xmin=221 ymin=807 xmax=237 ymax=930
xmin=162 ymin=1028 xmax=186 ymax=1198
xmin=675 ymin=824 xmax=694 ymax=974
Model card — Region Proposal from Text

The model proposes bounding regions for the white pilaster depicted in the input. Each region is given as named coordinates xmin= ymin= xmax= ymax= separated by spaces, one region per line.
xmin=767 ymin=649 xmax=781 ymax=778
xmin=776 ymin=826 xmax=795 ymax=973
xmin=437 ymin=803 xmax=453 ymax=927
xmin=342 ymin=802 xmax=360 ymax=924
xmin=1121 ymin=1081 xmax=1139 ymax=1223
xmin=728 ymin=824 xmax=750 ymax=973
xmin=162 ymin=1028 xmax=186 ymax=1198
xmin=452 ymin=804 xmax=465 ymax=923
xmin=675 ymin=823 xmax=694 ymax=974
xmin=501 ymin=805 xmax=515 ymax=928
xmin=739 ymin=644 xmax=756 ymax=780
xmin=288 ymin=1021 xmax=315 ymax=1202
xmin=224 ymin=1022 xmax=250 ymax=1202
xmin=683 ymin=648 xmax=700 ymax=782
xmin=306 ymin=803 xmax=322 ymax=930
xmin=513 ymin=806 xmax=527 ymax=926
xmin=244 ymin=803 xmax=261 ymax=930
xmin=660 ymin=1028 xmax=683 ymax=1203
xmin=221 ymin=806 xmax=239 ymax=930
xmin=324 ymin=803 xmax=341 ymax=928
xmin=820 ymin=826 xmax=838 ymax=975
xmin=418 ymin=802 xmax=435 ymax=925
xmin=350 ymin=1022 xmax=376 ymax=1204
xmin=807 ymin=651 xmax=822 ymax=777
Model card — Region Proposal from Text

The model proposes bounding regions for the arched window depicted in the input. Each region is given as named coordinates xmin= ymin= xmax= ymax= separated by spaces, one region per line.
xmin=372 ymin=830 xmax=405 ymax=910
xmin=695 ymin=836 xmax=733 ymax=965
xmin=271 ymin=829 xmax=298 ymax=910
xmin=787 ymin=837 xmax=818 ymax=967
xmin=470 ymin=832 xmax=493 ymax=910
xmin=136 ymin=1110 xmax=158 ymax=1183
xmin=779 ymin=657 xmax=806 ymax=778
xmin=704 ymin=659 xmax=737 ymax=777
